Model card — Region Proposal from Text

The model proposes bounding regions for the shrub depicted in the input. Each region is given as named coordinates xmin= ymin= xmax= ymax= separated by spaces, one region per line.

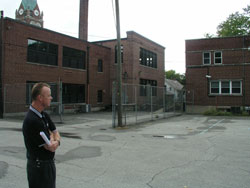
xmin=203 ymin=109 xmax=232 ymax=116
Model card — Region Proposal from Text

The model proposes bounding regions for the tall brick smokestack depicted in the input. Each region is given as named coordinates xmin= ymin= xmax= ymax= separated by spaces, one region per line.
xmin=79 ymin=0 xmax=89 ymax=41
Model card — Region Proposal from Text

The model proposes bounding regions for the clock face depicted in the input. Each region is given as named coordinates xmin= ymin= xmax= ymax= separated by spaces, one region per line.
xmin=19 ymin=8 xmax=24 ymax=15
xmin=34 ymin=9 xmax=39 ymax=16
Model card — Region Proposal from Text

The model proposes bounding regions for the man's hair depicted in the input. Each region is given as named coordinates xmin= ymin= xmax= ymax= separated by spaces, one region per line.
xmin=31 ymin=82 xmax=50 ymax=101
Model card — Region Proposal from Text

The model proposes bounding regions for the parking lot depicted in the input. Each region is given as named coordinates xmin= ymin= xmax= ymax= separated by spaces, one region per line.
xmin=0 ymin=113 xmax=250 ymax=188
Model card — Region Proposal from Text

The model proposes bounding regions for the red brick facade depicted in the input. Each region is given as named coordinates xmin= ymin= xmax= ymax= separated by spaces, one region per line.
xmin=0 ymin=18 xmax=165 ymax=115
xmin=186 ymin=36 xmax=250 ymax=113
xmin=95 ymin=31 xmax=165 ymax=88
xmin=1 ymin=18 xmax=111 ymax=113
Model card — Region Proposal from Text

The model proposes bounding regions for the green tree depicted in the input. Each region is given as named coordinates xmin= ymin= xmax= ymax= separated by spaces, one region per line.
xmin=204 ymin=33 xmax=215 ymax=38
xmin=165 ymin=70 xmax=185 ymax=85
xmin=217 ymin=5 xmax=250 ymax=37
xmin=204 ymin=5 xmax=250 ymax=38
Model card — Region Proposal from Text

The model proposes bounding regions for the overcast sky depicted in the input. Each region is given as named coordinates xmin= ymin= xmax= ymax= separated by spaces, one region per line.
xmin=1 ymin=0 xmax=250 ymax=73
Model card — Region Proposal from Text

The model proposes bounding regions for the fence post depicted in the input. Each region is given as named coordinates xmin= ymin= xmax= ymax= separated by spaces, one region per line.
xmin=3 ymin=84 xmax=6 ymax=117
xmin=174 ymin=95 xmax=176 ymax=113
xmin=59 ymin=80 xmax=63 ymax=123
xmin=124 ymin=84 xmax=127 ymax=126
xmin=135 ymin=85 xmax=137 ymax=124
xmin=151 ymin=86 xmax=153 ymax=120
xmin=163 ymin=87 xmax=166 ymax=118
xmin=112 ymin=81 xmax=116 ymax=128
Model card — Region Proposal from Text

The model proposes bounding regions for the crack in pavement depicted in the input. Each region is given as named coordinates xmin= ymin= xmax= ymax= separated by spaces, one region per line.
xmin=146 ymin=161 xmax=193 ymax=188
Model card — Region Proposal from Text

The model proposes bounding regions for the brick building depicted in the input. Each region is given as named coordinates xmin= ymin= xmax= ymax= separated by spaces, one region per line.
xmin=0 ymin=17 xmax=111 ymax=114
xmin=0 ymin=20 xmax=165 ymax=115
xmin=94 ymin=31 xmax=165 ymax=88
xmin=0 ymin=0 xmax=165 ymax=116
xmin=185 ymin=36 xmax=250 ymax=113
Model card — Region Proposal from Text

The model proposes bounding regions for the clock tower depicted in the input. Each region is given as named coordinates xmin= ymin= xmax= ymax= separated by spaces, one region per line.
xmin=15 ymin=0 xmax=44 ymax=28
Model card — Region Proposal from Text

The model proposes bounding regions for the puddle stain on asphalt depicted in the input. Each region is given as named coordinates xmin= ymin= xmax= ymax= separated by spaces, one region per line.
xmin=56 ymin=146 xmax=102 ymax=163
xmin=0 ymin=145 xmax=102 ymax=164
xmin=0 ymin=128 xmax=82 ymax=140
xmin=0 ymin=129 xmax=103 ymax=164
xmin=60 ymin=132 xmax=82 ymax=139
xmin=152 ymin=135 xmax=185 ymax=139
xmin=0 ymin=161 xmax=8 ymax=179
xmin=89 ymin=135 xmax=116 ymax=142
xmin=0 ymin=127 xmax=22 ymax=132
xmin=197 ymin=126 xmax=226 ymax=130
xmin=0 ymin=146 xmax=26 ymax=160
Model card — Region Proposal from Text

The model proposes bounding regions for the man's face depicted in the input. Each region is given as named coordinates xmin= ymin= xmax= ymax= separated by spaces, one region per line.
xmin=40 ymin=86 xmax=53 ymax=108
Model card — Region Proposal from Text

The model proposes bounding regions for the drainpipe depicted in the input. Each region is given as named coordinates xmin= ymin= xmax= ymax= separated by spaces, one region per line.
xmin=86 ymin=46 xmax=90 ymax=104
xmin=0 ymin=11 xmax=4 ymax=118
xmin=206 ymin=66 xmax=210 ymax=96
xmin=242 ymin=36 xmax=246 ymax=109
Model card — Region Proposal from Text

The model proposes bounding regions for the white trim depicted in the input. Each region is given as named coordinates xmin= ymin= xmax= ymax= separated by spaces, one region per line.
xmin=203 ymin=52 xmax=211 ymax=65
xmin=210 ymin=80 xmax=242 ymax=95
xmin=214 ymin=51 xmax=222 ymax=64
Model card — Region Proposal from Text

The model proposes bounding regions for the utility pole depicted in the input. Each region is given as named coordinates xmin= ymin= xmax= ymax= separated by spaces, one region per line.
xmin=115 ymin=0 xmax=123 ymax=127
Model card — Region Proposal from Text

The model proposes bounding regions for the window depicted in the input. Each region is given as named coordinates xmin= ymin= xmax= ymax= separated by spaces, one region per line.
xmin=140 ymin=79 xmax=157 ymax=96
xmin=210 ymin=80 xmax=242 ymax=95
xmin=63 ymin=47 xmax=86 ymax=69
xmin=232 ymin=81 xmax=241 ymax=94
xmin=62 ymin=83 xmax=85 ymax=104
xmin=140 ymin=48 xmax=157 ymax=68
xmin=214 ymin=51 xmax=222 ymax=64
xmin=210 ymin=81 xmax=219 ymax=94
xmin=115 ymin=45 xmax=123 ymax=64
xmin=203 ymin=52 xmax=211 ymax=65
xmin=98 ymin=59 xmax=103 ymax=72
xmin=27 ymin=39 xmax=58 ymax=66
xmin=221 ymin=81 xmax=230 ymax=94
xmin=97 ymin=90 xmax=103 ymax=103
xmin=140 ymin=79 xmax=147 ymax=96
xmin=26 ymin=81 xmax=58 ymax=104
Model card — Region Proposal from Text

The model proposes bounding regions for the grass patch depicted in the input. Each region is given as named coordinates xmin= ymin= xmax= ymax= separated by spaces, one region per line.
xmin=203 ymin=109 xmax=232 ymax=116
xmin=204 ymin=109 xmax=250 ymax=116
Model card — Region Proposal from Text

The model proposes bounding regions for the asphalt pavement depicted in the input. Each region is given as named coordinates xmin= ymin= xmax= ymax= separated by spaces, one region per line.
xmin=0 ymin=113 xmax=250 ymax=188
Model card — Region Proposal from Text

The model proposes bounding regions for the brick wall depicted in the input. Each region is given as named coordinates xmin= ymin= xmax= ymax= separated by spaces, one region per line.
xmin=2 ymin=18 xmax=111 ymax=112
xmin=95 ymin=31 xmax=165 ymax=88
xmin=186 ymin=36 xmax=250 ymax=113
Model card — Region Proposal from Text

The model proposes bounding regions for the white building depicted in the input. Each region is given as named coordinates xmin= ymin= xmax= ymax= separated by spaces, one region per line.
xmin=165 ymin=79 xmax=184 ymax=100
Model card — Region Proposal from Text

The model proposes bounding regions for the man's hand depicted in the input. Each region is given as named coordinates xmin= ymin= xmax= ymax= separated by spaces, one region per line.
xmin=44 ymin=140 xmax=59 ymax=152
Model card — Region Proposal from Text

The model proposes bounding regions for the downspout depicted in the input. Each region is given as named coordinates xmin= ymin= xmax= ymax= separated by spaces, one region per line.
xmin=242 ymin=36 xmax=246 ymax=108
xmin=207 ymin=66 xmax=210 ymax=96
xmin=0 ymin=12 xmax=4 ymax=118
xmin=86 ymin=46 xmax=90 ymax=104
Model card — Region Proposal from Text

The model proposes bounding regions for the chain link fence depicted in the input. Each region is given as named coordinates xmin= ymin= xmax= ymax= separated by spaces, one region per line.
xmin=112 ymin=83 xmax=184 ymax=127
xmin=4 ymin=82 xmax=63 ymax=122
xmin=3 ymin=82 xmax=185 ymax=126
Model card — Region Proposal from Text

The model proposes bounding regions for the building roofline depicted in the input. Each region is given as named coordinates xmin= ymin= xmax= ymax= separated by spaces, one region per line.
xmin=185 ymin=35 xmax=250 ymax=42
xmin=126 ymin=31 xmax=165 ymax=49
xmin=92 ymin=30 xmax=165 ymax=49
xmin=91 ymin=37 xmax=127 ymax=43
xmin=3 ymin=17 xmax=111 ymax=49
xmin=165 ymin=79 xmax=184 ymax=90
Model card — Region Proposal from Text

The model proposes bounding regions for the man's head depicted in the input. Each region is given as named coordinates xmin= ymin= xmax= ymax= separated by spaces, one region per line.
xmin=31 ymin=83 xmax=52 ymax=108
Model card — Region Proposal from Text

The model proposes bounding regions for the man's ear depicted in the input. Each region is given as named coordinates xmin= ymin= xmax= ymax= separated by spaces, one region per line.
xmin=37 ymin=94 xmax=43 ymax=102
